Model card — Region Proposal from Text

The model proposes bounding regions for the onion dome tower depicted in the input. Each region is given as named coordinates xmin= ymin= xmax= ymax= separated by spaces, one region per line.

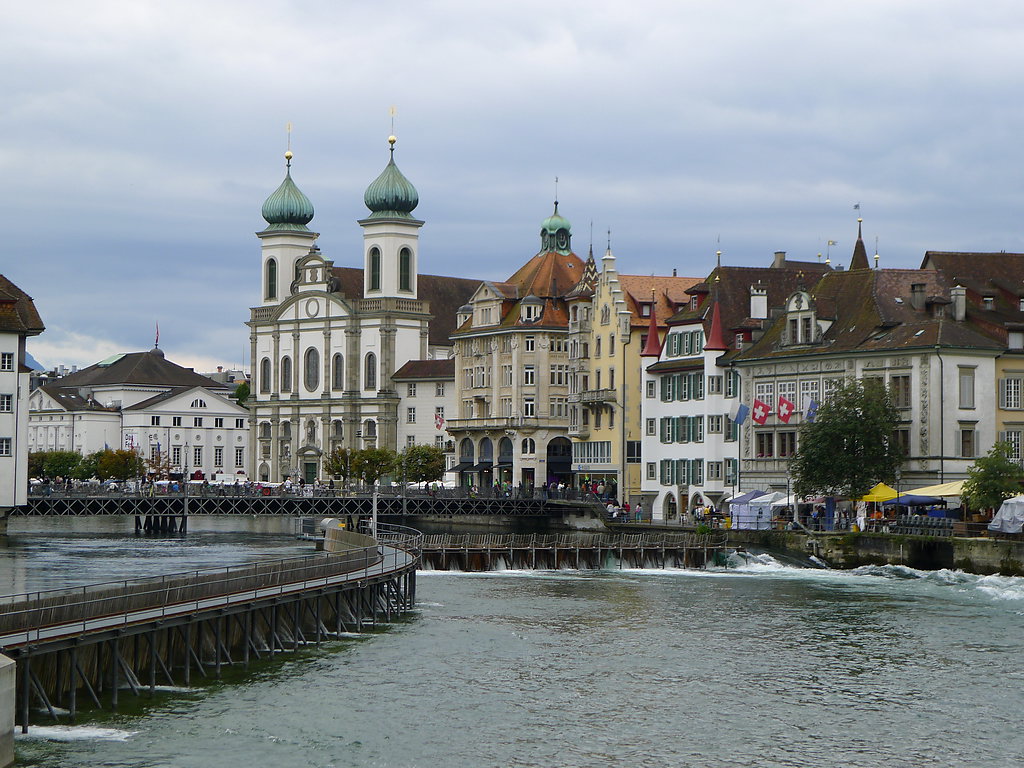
xmin=540 ymin=202 xmax=572 ymax=255
xmin=359 ymin=135 xmax=424 ymax=298
xmin=258 ymin=150 xmax=319 ymax=305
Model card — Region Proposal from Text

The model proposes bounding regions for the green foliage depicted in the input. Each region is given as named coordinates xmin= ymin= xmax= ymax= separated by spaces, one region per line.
xmin=73 ymin=452 xmax=101 ymax=480
xmin=322 ymin=447 xmax=353 ymax=483
xmin=351 ymin=447 xmax=398 ymax=486
xmin=962 ymin=442 xmax=1024 ymax=511
xmin=29 ymin=450 xmax=84 ymax=479
xmin=90 ymin=449 xmax=146 ymax=481
xmin=233 ymin=381 xmax=250 ymax=405
xmin=791 ymin=378 xmax=903 ymax=500
xmin=397 ymin=444 xmax=446 ymax=484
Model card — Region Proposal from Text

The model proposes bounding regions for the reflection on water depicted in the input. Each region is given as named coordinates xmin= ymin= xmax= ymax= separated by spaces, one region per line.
xmin=0 ymin=516 xmax=311 ymax=596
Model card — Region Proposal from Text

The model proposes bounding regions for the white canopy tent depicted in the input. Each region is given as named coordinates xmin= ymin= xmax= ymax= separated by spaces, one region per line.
xmin=988 ymin=495 xmax=1024 ymax=534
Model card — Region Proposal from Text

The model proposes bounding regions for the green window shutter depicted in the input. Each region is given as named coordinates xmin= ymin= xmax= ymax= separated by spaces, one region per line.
xmin=694 ymin=331 xmax=703 ymax=354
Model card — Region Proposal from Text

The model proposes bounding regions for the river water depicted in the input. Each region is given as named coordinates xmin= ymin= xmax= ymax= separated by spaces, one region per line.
xmin=5 ymin=518 xmax=1024 ymax=768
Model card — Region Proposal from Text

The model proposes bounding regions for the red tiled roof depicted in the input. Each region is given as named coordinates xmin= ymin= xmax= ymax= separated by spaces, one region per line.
xmin=392 ymin=359 xmax=456 ymax=380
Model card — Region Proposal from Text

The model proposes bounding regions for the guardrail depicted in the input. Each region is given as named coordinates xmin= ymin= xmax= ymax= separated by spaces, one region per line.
xmin=420 ymin=532 xmax=727 ymax=549
xmin=0 ymin=536 xmax=417 ymax=648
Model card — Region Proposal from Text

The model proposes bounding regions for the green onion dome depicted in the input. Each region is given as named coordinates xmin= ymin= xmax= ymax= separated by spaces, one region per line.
xmin=540 ymin=202 xmax=571 ymax=235
xmin=364 ymin=136 xmax=419 ymax=219
xmin=261 ymin=151 xmax=314 ymax=231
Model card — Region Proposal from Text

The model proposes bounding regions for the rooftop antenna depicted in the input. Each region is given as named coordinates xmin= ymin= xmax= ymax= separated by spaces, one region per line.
xmin=554 ymin=176 xmax=559 ymax=208
xmin=154 ymin=321 xmax=159 ymax=349
xmin=607 ymin=228 xmax=612 ymax=250
xmin=874 ymin=236 xmax=880 ymax=269
xmin=285 ymin=121 xmax=293 ymax=167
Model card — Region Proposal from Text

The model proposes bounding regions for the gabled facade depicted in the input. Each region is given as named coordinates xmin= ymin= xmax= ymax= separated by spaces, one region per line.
xmin=0 ymin=276 xmax=44 ymax=511
xmin=446 ymin=204 xmax=584 ymax=489
xmin=566 ymin=245 xmax=699 ymax=506
xmin=640 ymin=252 xmax=832 ymax=521
xmin=734 ymin=233 xmax=1008 ymax=495
xmin=247 ymin=140 xmax=478 ymax=483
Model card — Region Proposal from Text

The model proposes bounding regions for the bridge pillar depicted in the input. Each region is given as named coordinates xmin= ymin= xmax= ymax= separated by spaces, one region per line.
xmin=0 ymin=654 xmax=13 ymax=767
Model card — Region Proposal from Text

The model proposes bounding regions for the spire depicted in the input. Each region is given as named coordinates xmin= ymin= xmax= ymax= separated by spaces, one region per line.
xmin=849 ymin=218 xmax=870 ymax=270
xmin=640 ymin=291 xmax=663 ymax=357
xmin=704 ymin=299 xmax=728 ymax=351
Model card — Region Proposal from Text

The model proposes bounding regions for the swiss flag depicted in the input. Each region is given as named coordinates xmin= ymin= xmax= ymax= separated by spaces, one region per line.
xmin=434 ymin=411 xmax=445 ymax=430
xmin=777 ymin=396 xmax=795 ymax=424
xmin=752 ymin=398 xmax=771 ymax=425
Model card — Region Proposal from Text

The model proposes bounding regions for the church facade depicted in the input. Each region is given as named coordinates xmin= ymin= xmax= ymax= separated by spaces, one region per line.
xmin=247 ymin=139 xmax=477 ymax=483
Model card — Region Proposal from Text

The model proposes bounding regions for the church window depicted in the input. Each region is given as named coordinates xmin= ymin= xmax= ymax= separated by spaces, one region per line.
xmin=259 ymin=422 xmax=271 ymax=440
xmin=332 ymin=420 xmax=343 ymax=439
xmin=365 ymin=353 xmax=377 ymax=390
xmin=304 ymin=347 xmax=320 ymax=391
xmin=364 ymin=420 xmax=377 ymax=438
xmin=260 ymin=358 xmax=271 ymax=393
xmin=281 ymin=421 xmax=292 ymax=439
xmin=399 ymin=248 xmax=412 ymax=292
xmin=369 ymin=247 xmax=381 ymax=291
xmin=281 ymin=356 xmax=292 ymax=392
xmin=265 ymin=259 xmax=277 ymax=300
xmin=332 ymin=354 xmax=344 ymax=390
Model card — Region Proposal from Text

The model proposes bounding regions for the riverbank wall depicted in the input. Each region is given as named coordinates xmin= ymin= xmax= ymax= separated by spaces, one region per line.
xmin=721 ymin=529 xmax=1024 ymax=575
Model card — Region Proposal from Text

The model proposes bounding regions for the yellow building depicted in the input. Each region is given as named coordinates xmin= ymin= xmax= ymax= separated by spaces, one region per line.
xmin=567 ymin=246 xmax=698 ymax=504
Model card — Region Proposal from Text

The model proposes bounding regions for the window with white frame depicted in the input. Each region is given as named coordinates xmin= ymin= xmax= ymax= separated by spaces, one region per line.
xmin=777 ymin=381 xmax=796 ymax=408
xmin=1000 ymin=377 xmax=1023 ymax=409
xmin=235 ymin=447 xmax=244 ymax=466
xmin=172 ymin=446 xmax=182 ymax=465
xmin=754 ymin=382 xmax=774 ymax=407
xmin=407 ymin=407 xmax=416 ymax=424
xmin=525 ymin=335 xmax=535 ymax=352
xmin=959 ymin=367 xmax=975 ymax=409
xmin=407 ymin=435 xmax=417 ymax=448
xmin=236 ymin=418 xmax=246 ymax=429
xmin=193 ymin=446 xmax=203 ymax=466
xmin=215 ymin=418 xmax=224 ymax=428
xmin=799 ymin=379 xmax=820 ymax=410
xmin=646 ymin=418 xmax=656 ymax=436
xmin=1001 ymin=430 xmax=1022 ymax=463
xmin=708 ymin=415 xmax=723 ymax=433
xmin=523 ymin=397 xmax=535 ymax=417
xmin=0 ymin=394 xmax=11 ymax=413
xmin=502 ymin=365 xmax=513 ymax=386
xmin=524 ymin=366 xmax=535 ymax=386
xmin=707 ymin=461 xmax=723 ymax=481
xmin=646 ymin=380 xmax=656 ymax=398
xmin=436 ymin=382 xmax=445 ymax=397
xmin=193 ymin=417 xmax=203 ymax=428
xmin=501 ymin=397 xmax=513 ymax=416
xmin=0 ymin=437 xmax=11 ymax=456
xmin=646 ymin=462 xmax=656 ymax=480
xmin=214 ymin=447 xmax=223 ymax=467
xmin=0 ymin=353 xmax=12 ymax=371
xmin=407 ymin=383 xmax=417 ymax=397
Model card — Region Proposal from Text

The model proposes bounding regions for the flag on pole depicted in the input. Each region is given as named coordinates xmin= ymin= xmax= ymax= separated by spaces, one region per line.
xmin=805 ymin=398 xmax=819 ymax=423
xmin=751 ymin=398 xmax=770 ymax=425
xmin=729 ymin=400 xmax=750 ymax=426
xmin=777 ymin=396 xmax=795 ymax=424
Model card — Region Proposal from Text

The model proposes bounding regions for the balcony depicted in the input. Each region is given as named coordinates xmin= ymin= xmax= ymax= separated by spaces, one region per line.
xmin=569 ymin=318 xmax=592 ymax=334
xmin=445 ymin=417 xmax=518 ymax=432
xmin=580 ymin=388 xmax=616 ymax=404
xmin=568 ymin=423 xmax=590 ymax=439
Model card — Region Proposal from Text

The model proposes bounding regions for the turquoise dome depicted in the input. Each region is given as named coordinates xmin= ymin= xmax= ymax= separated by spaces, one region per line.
xmin=541 ymin=202 xmax=571 ymax=234
xmin=262 ymin=158 xmax=314 ymax=232
xmin=364 ymin=141 xmax=419 ymax=219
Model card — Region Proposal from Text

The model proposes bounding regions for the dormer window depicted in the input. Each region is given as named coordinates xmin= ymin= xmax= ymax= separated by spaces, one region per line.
xmin=784 ymin=291 xmax=818 ymax=345
xmin=691 ymin=296 xmax=698 ymax=310
xmin=983 ymin=296 xmax=995 ymax=310
xmin=640 ymin=302 xmax=652 ymax=318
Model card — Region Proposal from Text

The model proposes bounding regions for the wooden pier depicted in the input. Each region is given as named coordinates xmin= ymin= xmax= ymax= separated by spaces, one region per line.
xmin=0 ymin=524 xmax=420 ymax=731
xmin=420 ymin=532 xmax=729 ymax=571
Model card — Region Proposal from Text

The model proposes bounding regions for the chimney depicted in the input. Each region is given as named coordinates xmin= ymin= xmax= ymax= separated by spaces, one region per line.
xmin=672 ymin=268 xmax=677 ymax=277
xmin=950 ymin=285 xmax=966 ymax=322
xmin=772 ymin=251 xmax=786 ymax=268
xmin=750 ymin=283 xmax=768 ymax=319
xmin=910 ymin=283 xmax=926 ymax=311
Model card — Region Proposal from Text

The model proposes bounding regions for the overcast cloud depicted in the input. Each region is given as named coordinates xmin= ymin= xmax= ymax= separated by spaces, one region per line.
xmin=4 ymin=0 xmax=1024 ymax=371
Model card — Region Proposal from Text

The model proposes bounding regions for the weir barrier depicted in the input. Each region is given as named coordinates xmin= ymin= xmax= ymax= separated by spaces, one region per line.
xmin=419 ymin=532 xmax=729 ymax=571
xmin=0 ymin=523 xmax=421 ymax=735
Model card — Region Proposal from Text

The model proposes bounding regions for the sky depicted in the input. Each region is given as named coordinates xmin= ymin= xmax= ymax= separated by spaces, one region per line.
xmin=5 ymin=0 xmax=1024 ymax=372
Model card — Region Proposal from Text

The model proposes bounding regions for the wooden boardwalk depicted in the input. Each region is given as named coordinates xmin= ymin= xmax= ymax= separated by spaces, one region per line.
xmin=420 ymin=532 xmax=729 ymax=571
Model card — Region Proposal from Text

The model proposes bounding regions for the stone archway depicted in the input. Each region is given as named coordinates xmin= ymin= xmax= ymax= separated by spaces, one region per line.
xmin=545 ymin=437 xmax=572 ymax=484
xmin=663 ymin=493 xmax=678 ymax=520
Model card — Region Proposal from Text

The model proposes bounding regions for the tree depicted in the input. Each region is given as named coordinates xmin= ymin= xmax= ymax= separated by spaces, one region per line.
xmin=42 ymin=451 xmax=82 ymax=479
xmin=791 ymin=378 xmax=903 ymax=500
xmin=234 ymin=381 xmax=250 ymax=406
xmin=146 ymin=449 xmax=174 ymax=479
xmin=27 ymin=452 xmax=45 ymax=479
xmin=397 ymin=444 xmax=446 ymax=484
xmin=962 ymin=442 xmax=1024 ymax=511
xmin=94 ymin=449 xmax=147 ymax=481
xmin=322 ymin=446 xmax=353 ymax=485
xmin=351 ymin=447 xmax=397 ymax=487
xmin=73 ymin=452 xmax=101 ymax=480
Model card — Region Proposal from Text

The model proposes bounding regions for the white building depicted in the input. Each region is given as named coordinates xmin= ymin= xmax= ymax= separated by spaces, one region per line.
xmin=28 ymin=348 xmax=250 ymax=480
xmin=247 ymin=139 xmax=478 ymax=483
xmin=0 ymin=276 xmax=44 ymax=511
xmin=391 ymin=359 xmax=456 ymax=461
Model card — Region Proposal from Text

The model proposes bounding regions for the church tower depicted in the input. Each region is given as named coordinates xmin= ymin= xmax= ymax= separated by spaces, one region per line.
xmin=258 ymin=151 xmax=317 ymax=305
xmin=359 ymin=136 xmax=423 ymax=298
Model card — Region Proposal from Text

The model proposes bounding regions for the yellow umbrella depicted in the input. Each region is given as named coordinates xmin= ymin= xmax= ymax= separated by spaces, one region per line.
xmin=860 ymin=482 xmax=899 ymax=502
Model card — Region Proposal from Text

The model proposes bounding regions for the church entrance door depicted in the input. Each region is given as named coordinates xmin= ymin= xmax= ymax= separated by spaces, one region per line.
xmin=303 ymin=462 xmax=317 ymax=484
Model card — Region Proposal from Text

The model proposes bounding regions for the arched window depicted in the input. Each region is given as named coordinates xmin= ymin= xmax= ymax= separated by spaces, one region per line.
xmin=364 ymin=352 xmax=376 ymax=390
xmin=259 ymin=422 xmax=271 ymax=440
xmin=521 ymin=438 xmax=536 ymax=455
xmin=281 ymin=421 xmax=292 ymax=439
xmin=369 ymin=247 xmax=381 ymax=291
xmin=364 ymin=420 xmax=377 ymax=438
xmin=265 ymin=258 xmax=277 ymax=300
xmin=332 ymin=420 xmax=344 ymax=439
xmin=332 ymin=354 xmax=344 ymax=390
xmin=281 ymin=356 xmax=292 ymax=392
xmin=304 ymin=347 xmax=320 ymax=391
xmin=399 ymin=247 xmax=412 ymax=292
xmin=260 ymin=358 xmax=271 ymax=393
xmin=190 ymin=398 xmax=207 ymax=408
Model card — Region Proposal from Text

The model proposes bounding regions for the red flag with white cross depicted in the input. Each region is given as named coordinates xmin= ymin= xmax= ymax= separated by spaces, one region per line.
xmin=777 ymin=396 xmax=795 ymax=423
xmin=752 ymin=398 xmax=771 ymax=425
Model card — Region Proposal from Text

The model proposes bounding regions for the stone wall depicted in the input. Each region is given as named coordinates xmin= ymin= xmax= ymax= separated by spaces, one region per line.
xmin=0 ymin=654 xmax=14 ymax=767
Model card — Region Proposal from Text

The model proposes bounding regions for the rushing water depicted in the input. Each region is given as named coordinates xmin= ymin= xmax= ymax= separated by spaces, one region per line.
xmin=5 ymin=519 xmax=1024 ymax=768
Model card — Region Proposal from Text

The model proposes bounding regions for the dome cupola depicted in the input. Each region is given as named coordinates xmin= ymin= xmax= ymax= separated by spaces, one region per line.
xmin=364 ymin=136 xmax=419 ymax=219
xmin=261 ymin=151 xmax=315 ymax=232
xmin=540 ymin=202 xmax=572 ymax=254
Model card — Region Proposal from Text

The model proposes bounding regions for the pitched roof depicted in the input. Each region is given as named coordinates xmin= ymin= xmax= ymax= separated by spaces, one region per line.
xmin=392 ymin=359 xmax=456 ymax=380
xmin=504 ymin=249 xmax=586 ymax=298
xmin=36 ymin=385 xmax=118 ymax=412
xmin=51 ymin=350 xmax=229 ymax=390
xmin=0 ymin=274 xmax=45 ymax=335
xmin=329 ymin=267 xmax=479 ymax=347
xmin=565 ymin=248 xmax=598 ymax=299
xmin=849 ymin=221 xmax=870 ymax=271
xmin=618 ymin=274 xmax=702 ymax=326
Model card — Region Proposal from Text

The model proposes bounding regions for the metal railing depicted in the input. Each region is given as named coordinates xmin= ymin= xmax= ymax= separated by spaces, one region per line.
xmin=0 ymin=539 xmax=418 ymax=648
xmin=420 ymin=532 xmax=727 ymax=550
